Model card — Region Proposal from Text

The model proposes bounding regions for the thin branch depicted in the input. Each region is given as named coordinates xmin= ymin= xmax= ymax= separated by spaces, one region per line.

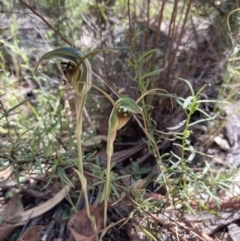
xmin=18 ymin=0 xmax=71 ymax=46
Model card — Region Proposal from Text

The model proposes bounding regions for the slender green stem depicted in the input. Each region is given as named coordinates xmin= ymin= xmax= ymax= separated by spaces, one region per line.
xmin=76 ymin=121 xmax=84 ymax=174
xmin=75 ymin=95 xmax=85 ymax=173
xmin=104 ymin=130 xmax=116 ymax=227
xmin=104 ymin=154 xmax=111 ymax=228
xmin=75 ymin=94 xmax=92 ymax=219
xmin=180 ymin=107 xmax=192 ymax=188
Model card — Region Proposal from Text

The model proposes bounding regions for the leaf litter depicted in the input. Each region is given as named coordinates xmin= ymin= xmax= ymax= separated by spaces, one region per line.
xmin=67 ymin=202 xmax=104 ymax=241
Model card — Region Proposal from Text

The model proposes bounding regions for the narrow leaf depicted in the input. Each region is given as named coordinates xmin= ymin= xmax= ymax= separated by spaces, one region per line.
xmin=141 ymin=68 xmax=163 ymax=80
xmin=167 ymin=120 xmax=186 ymax=130
xmin=183 ymin=96 xmax=193 ymax=109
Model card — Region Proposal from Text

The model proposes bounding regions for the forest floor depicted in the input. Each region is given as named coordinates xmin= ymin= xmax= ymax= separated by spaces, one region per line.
xmin=1 ymin=2 xmax=240 ymax=241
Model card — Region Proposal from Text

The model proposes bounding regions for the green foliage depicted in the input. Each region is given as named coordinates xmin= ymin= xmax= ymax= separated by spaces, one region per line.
xmin=1 ymin=0 xmax=239 ymax=240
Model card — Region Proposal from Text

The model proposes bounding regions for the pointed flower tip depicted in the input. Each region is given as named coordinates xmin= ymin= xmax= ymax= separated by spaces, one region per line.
xmin=116 ymin=97 xmax=143 ymax=114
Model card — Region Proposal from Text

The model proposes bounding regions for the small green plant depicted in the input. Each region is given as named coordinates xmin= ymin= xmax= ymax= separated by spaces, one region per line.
xmin=35 ymin=47 xmax=99 ymax=232
xmin=162 ymin=79 xmax=221 ymax=210
xmin=122 ymin=38 xmax=235 ymax=234
xmin=35 ymin=46 xmax=173 ymax=231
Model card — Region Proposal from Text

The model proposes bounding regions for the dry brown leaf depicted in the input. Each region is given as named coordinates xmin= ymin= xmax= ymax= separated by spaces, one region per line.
xmin=0 ymin=196 xmax=24 ymax=240
xmin=0 ymin=166 xmax=14 ymax=181
xmin=19 ymin=225 xmax=43 ymax=241
xmin=68 ymin=228 xmax=96 ymax=241
xmin=0 ymin=224 xmax=19 ymax=240
xmin=6 ymin=185 xmax=70 ymax=225
xmin=67 ymin=202 xmax=104 ymax=241
xmin=0 ymin=196 xmax=24 ymax=222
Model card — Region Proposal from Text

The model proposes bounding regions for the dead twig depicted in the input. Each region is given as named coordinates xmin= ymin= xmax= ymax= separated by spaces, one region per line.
xmin=18 ymin=0 xmax=71 ymax=46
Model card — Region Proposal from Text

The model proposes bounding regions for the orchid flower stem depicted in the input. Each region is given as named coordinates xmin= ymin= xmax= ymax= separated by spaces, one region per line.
xmin=104 ymin=154 xmax=111 ymax=228
xmin=104 ymin=130 xmax=116 ymax=227
xmin=75 ymin=95 xmax=85 ymax=173
xmin=75 ymin=94 xmax=92 ymax=220
xmin=76 ymin=95 xmax=98 ymax=238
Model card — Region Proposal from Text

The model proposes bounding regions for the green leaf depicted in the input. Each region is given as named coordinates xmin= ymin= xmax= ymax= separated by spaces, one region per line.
xmin=167 ymin=120 xmax=186 ymax=130
xmin=139 ymin=48 xmax=158 ymax=61
xmin=58 ymin=167 xmax=74 ymax=187
xmin=0 ymin=99 xmax=29 ymax=120
xmin=102 ymin=171 xmax=113 ymax=199
xmin=189 ymin=112 xmax=218 ymax=126
xmin=73 ymin=168 xmax=87 ymax=191
xmin=178 ymin=78 xmax=195 ymax=97
xmin=186 ymin=145 xmax=196 ymax=163
xmin=138 ymin=224 xmax=157 ymax=241
xmin=141 ymin=68 xmax=164 ymax=80
xmin=183 ymin=96 xmax=193 ymax=109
